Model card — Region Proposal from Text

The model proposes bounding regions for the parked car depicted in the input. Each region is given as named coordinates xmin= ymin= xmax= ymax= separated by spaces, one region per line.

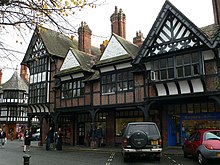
xmin=121 ymin=122 xmax=162 ymax=162
xmin=182 ymin=129 xmax=220 ymax=165
xmin=32 ymin=128 xmax=40 ymax=141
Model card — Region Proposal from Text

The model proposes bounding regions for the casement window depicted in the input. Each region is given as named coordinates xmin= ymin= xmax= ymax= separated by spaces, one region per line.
xmin=101 ymin=71 xmax=133 ymax=94
xmin=61 ymin=80 xmax=85 ymax=99
xmin=29 ymin=82 xmax=46 ymax=104
xmin=8 ymin=107 xmax=16 ymax=116
xmin=153 ymin=57 xmax=174 ymax=80
xmin=3 ymin=91 xmax=18 ymax=99
xmin=176 ymin=52 xmax=200 ymax=78
xmin=30 ymin=57 xmax=47 ymax=76
xmin=152 ymin=52 xmax=201 ymax=81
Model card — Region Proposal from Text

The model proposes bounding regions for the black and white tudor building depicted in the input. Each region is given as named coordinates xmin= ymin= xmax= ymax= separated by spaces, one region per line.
xmin=20 ymin=1 xmax=220 ymax=147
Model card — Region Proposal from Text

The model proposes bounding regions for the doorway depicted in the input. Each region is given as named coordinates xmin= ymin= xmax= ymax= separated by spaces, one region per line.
xmin=78 ymin=123 xmax=85 ymax=145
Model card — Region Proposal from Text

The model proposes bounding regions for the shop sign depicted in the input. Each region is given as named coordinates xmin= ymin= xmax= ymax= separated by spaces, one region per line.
xmin=181 ymin=112 xmax=220 ymax=120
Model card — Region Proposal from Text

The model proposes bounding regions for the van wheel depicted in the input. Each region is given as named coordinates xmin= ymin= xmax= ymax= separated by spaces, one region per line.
xmin=198 ymin=152 xmax=207 ymax=165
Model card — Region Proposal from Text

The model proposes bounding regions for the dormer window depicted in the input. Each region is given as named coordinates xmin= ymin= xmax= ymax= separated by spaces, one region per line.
xmin=101 ymin=70 xmax=133 ymax=94
xmin=61 ymin=80 xmax=85 ymax=99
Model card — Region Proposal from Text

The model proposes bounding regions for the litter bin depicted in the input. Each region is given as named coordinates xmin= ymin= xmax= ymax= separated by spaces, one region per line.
xmin=23 ymin=154 xmax=31 ymax=165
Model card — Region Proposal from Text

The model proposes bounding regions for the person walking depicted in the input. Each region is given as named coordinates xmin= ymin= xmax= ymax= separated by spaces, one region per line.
xmin=23 ymin=127 xmax=32 ymax=152
xmin=45 ymin=126 xmax=53 ymax=151
xmin=95 ymin=124 xmax=103 ymax=147
xmin=0 ymin=128 xmax=6 ymax=148
xmin=56 ymin=128 xmax=63 ymax=151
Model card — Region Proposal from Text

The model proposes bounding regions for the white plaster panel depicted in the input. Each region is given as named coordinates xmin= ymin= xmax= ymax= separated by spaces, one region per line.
xmin=116 ymin=62 xmax=132 ymax=70
xmin=203 ymin=50 xmax=215 ymax=60
xmin=144 ymin=62 xmax=151 ymax=71
xmin=167 ymin=82 xmax=178 ymax=95
xmin=191 ymin=79 xmax=204 ymax=93
xmin=100 ymin=35 xmax=127 ymax=61
xmin=61 ymin=50 xmax=80 ymax=71
xmin=178 ymin=80 xmax=190 ymax=94
xmin=42 ymin=72 xmax=46 ymax=81
xmin=34 ymin=74 xmax=37 ymax=83
xmin=156 ymin=84 xmax=167 ymax=96
xmin=100 ymin=66 xmax=115 ymax=73
xmin=47 ymin=82 xmax=50 ymax=102
xmin=60 ymin=75 xmax=71 ymax=81
xmin=30 ymin=75 xmax=33 ymax=84
xmin=38 ymin=73 xmax=41 ymax=82
xmin=71 ymin=73 xmax=84 ymax=79
xmin=0 ymin=117 xmax=6 ymax=121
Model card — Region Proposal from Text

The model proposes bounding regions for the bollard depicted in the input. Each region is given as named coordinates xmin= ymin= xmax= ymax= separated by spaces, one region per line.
xmin=23 ymin=154 xmax=31 ymax=165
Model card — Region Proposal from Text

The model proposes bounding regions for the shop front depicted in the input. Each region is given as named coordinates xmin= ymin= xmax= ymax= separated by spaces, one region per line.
xmin=167 ymin=101 xmax=220 ymax=146
xmin=180 ymin=112 xmax=220 ymax=144
xmin=115 ymin=109 xmax=144 ymax=144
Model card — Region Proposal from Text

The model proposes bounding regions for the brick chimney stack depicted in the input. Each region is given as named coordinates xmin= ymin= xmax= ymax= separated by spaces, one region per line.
xmin=133 ymin=31 xmax=144 ymax=46
xmin=78 ymin=21 xmax=92 ymax=54
xmin=213 ymin=0 xmax=220 ymax=24
xmin=110 ymin=6 xmax=126 ymax=39
xmin=0 ymin=69 xmax=2 ymax=85
xmin=20 ymin=65 xmax=29 ymax=82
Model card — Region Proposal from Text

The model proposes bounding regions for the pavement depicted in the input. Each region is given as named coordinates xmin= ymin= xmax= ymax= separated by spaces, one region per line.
xmin=31 ymin=141 xmax=184 ymax=156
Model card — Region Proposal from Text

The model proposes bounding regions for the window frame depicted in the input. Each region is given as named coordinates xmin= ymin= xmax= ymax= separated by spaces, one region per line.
xmin=61 ymin=79 xmax=85 ymax=99
xmin=101 ymin=70 xmax=134 ymax=94
xmin=152 ymin=52 xmax=202 ymax=81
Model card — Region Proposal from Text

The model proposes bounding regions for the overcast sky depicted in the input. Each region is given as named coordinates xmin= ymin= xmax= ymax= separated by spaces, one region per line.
xmin=80 ymin=0 xmax=214 ymax=46
xmin=1 ymin=0 xmax=215 ymax=83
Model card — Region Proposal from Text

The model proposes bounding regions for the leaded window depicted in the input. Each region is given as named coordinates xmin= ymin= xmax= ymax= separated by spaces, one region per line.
xmin=8 ymin=107 xmax=16 ymax=116
xmin=3 ymin=91 xmax=18 ymax=99
xmin=29 ymin=82 xmax=46 ymax=104
xmin=153 ymin=57 xmax=174 ymax=80
xmin=101 ymin=71 xmax=133 ymax=94
xmin=152 ymin=52 xmax=201 ymax=81
xmin=176 ymin=53 xmax=200 ymax=78
xmin=61 ymin=80 xmax=85 ymax=99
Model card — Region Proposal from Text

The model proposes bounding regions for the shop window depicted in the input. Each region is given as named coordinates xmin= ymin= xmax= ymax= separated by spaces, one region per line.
xmin=194 ymin=104 xmax=201 ymax=113
xmin=208 ymin=102 xmax=216 ymax=112
xmin=201 ymin=103 xmax=208 ymax=112
xmin=115 ymin=118 xmax=142 ymax=137
xmin=187 ymin=104 xmax=194 ymax=114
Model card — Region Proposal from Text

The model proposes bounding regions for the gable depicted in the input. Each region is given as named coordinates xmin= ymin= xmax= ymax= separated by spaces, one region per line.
xmin=134 ymin=1 xmax=211 ymax=64
xmin=149 ymin=13 xmax=204 ymax=56
xmin=60 ymin=50 xmax=80 ymax=71
xmin=28 ymin=37 xmax=47 ymax=60
xmin=100 ymin=35 xmax=127 ymax=61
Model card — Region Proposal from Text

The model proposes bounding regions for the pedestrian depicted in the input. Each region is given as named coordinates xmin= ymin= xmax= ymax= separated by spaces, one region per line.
xmin=56 ymin=128 xmax=63 ymax=151
xmin=23 ymin=127 xmax=32 ymax=152
xmin=95 ymin=124 xmax=103 ymax=147
xmin=0 ymin=128 xmax=6 ymax=148
xmin=45 ymin=126 xmax=53 ymax=151
xmin=9 ymin=129 xmax=14 ymax=141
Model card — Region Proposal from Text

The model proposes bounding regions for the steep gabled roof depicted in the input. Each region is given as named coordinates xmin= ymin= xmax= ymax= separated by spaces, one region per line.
xmin=2 ymin=71 xmax=28 ymax=92
xmin=96 ymin=33 xmax=139 ymax=67
xmin=133 ymin=0 xmax=212 ymax=64
xmin=21 ymin=26 xmax=101 ymax=65
xmin=38 ymin=27 xmax=78 ymax=58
